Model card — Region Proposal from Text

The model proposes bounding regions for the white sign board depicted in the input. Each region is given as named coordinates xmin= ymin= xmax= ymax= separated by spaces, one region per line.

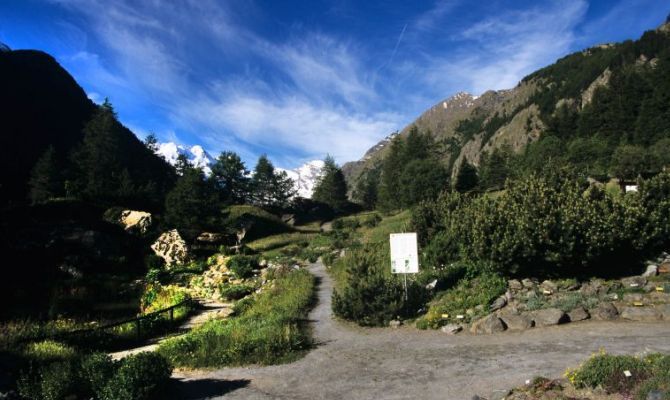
xmin=390 ymin=232 xmax=419 ymax=274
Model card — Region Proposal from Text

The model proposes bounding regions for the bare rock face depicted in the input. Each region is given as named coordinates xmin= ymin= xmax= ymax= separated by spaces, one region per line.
xmin=119 ymin=210 xmax=152 ymax=234
xmin=620 ymin=307 xmax=662 ymax=322
xmin=532 ymin=308 xmax=568 ymax=327
xmin=592 ymin=302 xmax=619 ymax=320
xmin=568 ymin=307 xmax=590 ymax=322
xmin=499 ymin=314 xmax=534 ymax=331
xmin=471 ymin=314 xmax=506 ymax=334
xmin=151 ymin=229 xmax=189 ymax=267
xmin=196 ymin=232 xmax=225 ymax=244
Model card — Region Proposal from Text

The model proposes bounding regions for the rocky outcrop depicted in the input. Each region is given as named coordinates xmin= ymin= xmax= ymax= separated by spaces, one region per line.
xmin=499 ymin=314 xmax=534 ymax=331
xmin=592 ymin=302 xmax=619 ymax=320
xmin=620 ymin=307 xmax=662 ymax=322
xmin=581 ymin=68 xmax=611 ymax=108
xmin=567 ymin=307 xmax=590 ymax=322
xmin=471 ymin=314 xmax=506 ymax=334
xmin=118 ymin=210 xmax=152 ymax=234
xmin=531 ymin=308 xmax=567 ymax=327
xmin=151 ymin=230 xmax=189 ymax=267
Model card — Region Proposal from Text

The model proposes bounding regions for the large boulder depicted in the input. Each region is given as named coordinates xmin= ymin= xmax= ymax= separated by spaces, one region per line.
xmin=620 ymin=307 xmax=662 ymax=322
xmin=658 ymin=304 xmax=670 ymax=320
xmin=642 ymin=264 xmax=659 ymax=277
xmin=470 ymin=314 xmax=506 ymax=334
xmin=592 ymin=302 xmax=619 ymax=320
xmin=499 ymin=314 xmax=534 ymax=331
xmin=118 ymin=210 xmax=152 ymax=234
xmin=567 ymin=307 xmax=590 ymax=322
xmin=532 ymin=308 xmax=568 ymax=327
xmin=151 ymin=229 xmax=190 ymax=267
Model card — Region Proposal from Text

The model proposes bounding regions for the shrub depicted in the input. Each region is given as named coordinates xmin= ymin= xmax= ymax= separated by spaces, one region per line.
xmin=227 ymin=255 xmax=259 ymax=279
xmin=18 ymin=361 xmax=76 ymax=400
xmin=418 ymin=272 xmax=506 ymax=328
xmin=101 ymin=352 xmax=172 ymax=400
xmin=331 ymin=246 xmax=429 ymax=326
xmin=566 ymin=351 xmax=649 ymax=393
xmin=79 ymin=353 xmax=117 ymax=397
xmin=220 ymin=284 xmax=253 ymax=301
xmin=22 ymin=340 xmax=76 ymax=363
xmin=159 ymin=269 xmax=314 ymax=368
xmin=142 ymin=284 xmax=190 ymax=314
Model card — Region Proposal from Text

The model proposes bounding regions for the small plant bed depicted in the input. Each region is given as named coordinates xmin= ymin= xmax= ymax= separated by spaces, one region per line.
xmin=158 ymin=267 xmax=316 ymax=368
xmin=473 ymin=351 xmax=670 ymax=400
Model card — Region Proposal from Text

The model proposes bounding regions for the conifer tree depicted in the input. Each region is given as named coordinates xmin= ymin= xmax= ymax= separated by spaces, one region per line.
xmin=312 ymin=155 xmax=349 ymax=212
xmin=211 ymin=151 xmax=250 ymax=204
xmin=164 ymin=167 xmax=216 ymax=230
xmin=250 ymin=155 xmax=296 ymax=209
xmin=28 ymin=146 xmax=62 ymax=204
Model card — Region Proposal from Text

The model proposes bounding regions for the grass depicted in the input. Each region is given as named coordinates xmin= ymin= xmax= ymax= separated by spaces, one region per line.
xmin=222 ymin=205 xmax=294 ymax=241
xmin=360 ymin=210 xmax=411 ymax=244
xmin=247 ymin=232 xmax=317 ymax=252
xmin=158 ymin=268 xmax=315 ymax=368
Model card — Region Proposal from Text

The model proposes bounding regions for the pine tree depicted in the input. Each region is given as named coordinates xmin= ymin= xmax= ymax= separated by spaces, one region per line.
xmin=398 ymin=159 xmax=448 ymax=206
xmin=144 ymin=133 xmax=159 ymax=152
xmin=377 ymin=135 xmax=405 ymax=211
xmin=70 ymin=99 xmax=122 ymax=200
xmin=454 ymin=159 xmax=479 ymax=193
xmin=353 ymin=165 xmax=380 ymax=210
xmin=28 ymin=146 xmax=62 ymax=204
xmin=164 ymin=167 xmax=216 ymax=230
xmin=174 ymin=153 xmax=191 ymax=176
xmin=211 ymin=151 xmax=250 ymax=204
xmin=250 ymin=155 xmax=296 ymax=209
xmin=312 ymin=155 xmax=349 ymax=212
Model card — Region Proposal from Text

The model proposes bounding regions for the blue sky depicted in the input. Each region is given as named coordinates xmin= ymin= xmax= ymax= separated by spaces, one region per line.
xmin=1 ymin=1 xmax=668 ymax=168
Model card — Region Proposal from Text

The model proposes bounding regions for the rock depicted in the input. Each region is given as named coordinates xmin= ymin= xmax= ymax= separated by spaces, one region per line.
xmin=568 ymin=307 xmax=590 ymax=322
xmin=441 ymin=324 xmax=463 ymax=334
xmin=504 ymin=290 xmax=514 ymax=302
xmin=658 ymin=304 xmax=670 ymax=320
xmin=196 ymin=232 xmax=225 ymax=244
xmin=649 ymin=292 xmax=670 ymax=303
xmin=532 ymin=308 xmax=568 ymax=327
xmin=521 ymin=278 xmax=536 ymax=289
xmin=592 ymin=302 xmax=619 ymax=320
xmin=624 ymin=293 xmax=645 ymax=303
xmin=659 ymin=262 xmax=670 ymax=274
xmin=425 ymin=279 xmax=438 ymax=290
xmin=489 ymin=389 xmax=511 ymax=400
xmin=471 ymin=314 xmax=506 ymax=334
xmin=508 ymin=279 xmax=523 ymax=291
xmin=151 ymin=229 xmax=190 ymax=267
xmin=389 ymin=320 xmax=402 ymax=329
xmin=643 ymin=264 xmax=659 ymax=277
xmin=540 ymin=280 xmax=558 ymax=293
xmin=500 ymin=314 xmax=534 ymax=331
xmin=471 ymin=396 xmax=487 ymax=400
xmin=620 ymin=307 xmax=662 ymax=321
xmin=622 ymin=276 xmax=648 ymax=288
xmin=580 ymin=280 xmax=607 ymax=296
xmin=490 ymin=296 xmax=507 ymax=312
xmin=118 ymin=210 xmax=152 ymax=234
xmin=646 ymin=389 xmax=666 ymax=400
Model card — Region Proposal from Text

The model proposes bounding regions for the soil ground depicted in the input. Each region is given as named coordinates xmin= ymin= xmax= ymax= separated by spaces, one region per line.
xmin=170 ymin=261 xmax=670 ymax=400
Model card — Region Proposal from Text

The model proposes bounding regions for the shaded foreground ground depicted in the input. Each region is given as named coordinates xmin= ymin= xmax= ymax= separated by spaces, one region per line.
xmin=172 ymin=261 xmax=670 ymax=400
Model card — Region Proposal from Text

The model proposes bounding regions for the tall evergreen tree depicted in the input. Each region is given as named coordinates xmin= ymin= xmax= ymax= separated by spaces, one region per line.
xmin=377 ymin=135 xmax=405 ymax=211
xmin=28 ymin=146 xmax=62 ymax=204
xmin=398 ymin=159 xmax=448 ymax=206
xmin=210 ymin=151 xmax=250 ymax=204
xmin=454 ymin=159 xmax=479 ymax=193
xmin=312 ymin=155 xmax=349 ymax=212
xmin=174 ymin=153 xmax=191 ymax=176
xmin=164 ymin=167 xmax=216 ymax=231
xmin=353 ymin=165 xmax=380 ymax=210
xmin=144 ymin=133 xmax=159 ymax=153
xmin=250 ymin=155 xmax=296 ymax=209
xmin=70 ymin=99 xmax=122 ymax=201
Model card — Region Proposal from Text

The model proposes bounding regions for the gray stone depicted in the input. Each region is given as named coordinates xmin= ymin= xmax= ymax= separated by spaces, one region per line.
xmin=643 ymin=264 xmax=659 ymax=277
xmin=580 ymin=280 xmax=607 ymax=296
xmin=470 ymin=314 xmax=506 ymax=335
xmin=568 ymin=307 xmax=590 ymax=322
xmin=622 ymin=276 xmax=648 ymax=288
xmin=532 ymin=308 xmax=568 ymax=327
xmin=592 ymin=302 xmax=619 ymax=320
xmin=151 ymin=229 xmax=190 ymax=267
xmin=649 ymin=292 xmax=670 ymax=303
xmin=440 ymin=324 xmax=463 ymax=334
xmin=508 ymin=279 xmax=523 ymax=291
xmin=620 ymin=307 xmax=662 ymax=322
xmin=116 ymin=209 xmax=152 ymax=234
xmin=521 ymin=278 xmax=536 ymax=289
xmin=504 ymin=290 xmax=514 ymax=302
xmin=389 ymin=320 xmax=402 ymax=328
xmin=489 ymin=389 xmax=511 ymax=400
xmin=540 ymin=280 xmax=558 ymax=293
xmin=624 ymin=292 xmax=645 ymax=303
xmin=500 ymin=314 xmax=534 ymax=331
xmin=425 ymin=279 xmax=438 ymax=290
xmin=490 ymin=296 xmax=507 ymax=312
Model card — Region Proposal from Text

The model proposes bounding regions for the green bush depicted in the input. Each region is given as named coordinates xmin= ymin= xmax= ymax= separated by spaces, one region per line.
xmin=412 ymin=173 xmax=670 ymax=278
xmin=79 ymin=353 xmax=117 ymax=397
xmin=101 ymin=352 xmax=172 ymax=400
xmin=567 ymin=351 xmax=649 ymax=393
xmin=220 ymin=284 xmax=253 ymax=300
xmin=331 ymin=246 xmax=429 ymax=326
xmin=159 ymin=268 xmax=314 ymax=368
xmin=18 ymin=361 xmax=76 ymax=400
xmin=21 ymin=340 xmax=76 ymax=363
xmin=418 ymin=272 xmax=506 ymax=328
xmin=227 ymin=255 xmax=259 ymax=279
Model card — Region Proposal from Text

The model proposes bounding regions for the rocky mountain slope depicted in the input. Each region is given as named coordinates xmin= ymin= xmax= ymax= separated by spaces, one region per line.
xmin=343 ymin=19 xmax=670 ymax=188
xmin=156 ymin=142 xmax=216 ymax=175
xmin=277 ymin=160 xmax=325 ymax=199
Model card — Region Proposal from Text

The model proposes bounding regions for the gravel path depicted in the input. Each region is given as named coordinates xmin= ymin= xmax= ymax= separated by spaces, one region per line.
xmin=171 ymin=261 xmax=670 ymax=400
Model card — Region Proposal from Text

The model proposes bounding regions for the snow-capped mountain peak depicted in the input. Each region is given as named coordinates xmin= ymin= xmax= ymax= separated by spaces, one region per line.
xmin=155 ymin=142 xmax=215 ymax=175
xmin=277 ymin=160 xmax=325 ymax=199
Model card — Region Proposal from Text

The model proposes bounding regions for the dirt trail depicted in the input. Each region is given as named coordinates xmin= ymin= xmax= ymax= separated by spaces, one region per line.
xmin=172 ymin=261 xmax=670 ymax=400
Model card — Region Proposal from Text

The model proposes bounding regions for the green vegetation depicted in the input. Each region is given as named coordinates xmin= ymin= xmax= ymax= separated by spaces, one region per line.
xmin=312 ymin=156 xmax=350 ymax=213
xmin=159 ymin=268 xmax=315 ymax=368
xmin=227 ymin=255 xmax=259 ymax=279
xmin=17 ymin=352 xmax=172 ymax=400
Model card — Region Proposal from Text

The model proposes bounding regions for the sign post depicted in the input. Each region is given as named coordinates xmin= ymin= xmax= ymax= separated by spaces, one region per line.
xmin=390 ymin=232 xmax=419 ymax=301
